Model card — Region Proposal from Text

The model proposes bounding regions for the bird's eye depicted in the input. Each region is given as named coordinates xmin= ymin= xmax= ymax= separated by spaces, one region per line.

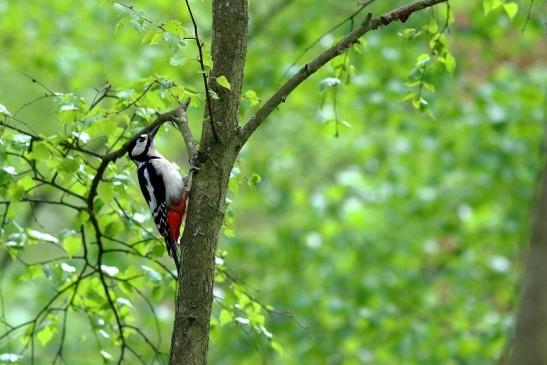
xmin=138 ymin=136 xmax=146 ymax=142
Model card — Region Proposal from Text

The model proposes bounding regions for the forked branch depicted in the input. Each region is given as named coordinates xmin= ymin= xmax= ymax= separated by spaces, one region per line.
xmin=239 ymin=0 xmax=448 ymax=143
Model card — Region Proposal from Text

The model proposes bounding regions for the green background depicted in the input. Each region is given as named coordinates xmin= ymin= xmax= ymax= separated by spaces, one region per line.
xmin=0 ymin=0 xmax=545 ymax=364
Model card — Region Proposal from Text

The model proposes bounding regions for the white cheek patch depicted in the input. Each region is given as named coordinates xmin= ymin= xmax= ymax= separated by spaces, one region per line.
xmin=131 ymin=141 xmax=147 ymax=157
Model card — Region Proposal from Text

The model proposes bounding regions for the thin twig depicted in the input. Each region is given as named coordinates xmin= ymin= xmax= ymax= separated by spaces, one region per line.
xmin=59 ymin=140 xmax=104 ymax=159
xmin=240 ymin=0 xmax=448 ymax=143
xmin=90 ymin=214 xmax=126 ymax=365
xmin=182 ymin=0 xmax=219 ymax=142
xmin=173 ymin=97 xmax=197 ymax=158
xmin=0 ymin=120 xmax=40 ymax=140
xmin=13 ymin=94 xmax=58 ymax=118
xmin=89 ymin=83 xmax=113 ymax=111
xmin=18 ymin=71 xmax=57 ymax=96
xmin=278 ymin=0 xmax=377 ymax=85
xmin=521 ymin=0 xmax=535 ymax=32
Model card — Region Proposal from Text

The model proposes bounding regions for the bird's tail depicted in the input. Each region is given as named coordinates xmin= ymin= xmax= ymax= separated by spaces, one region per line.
xmin=166 ymin=237 xmax=181 ymax=275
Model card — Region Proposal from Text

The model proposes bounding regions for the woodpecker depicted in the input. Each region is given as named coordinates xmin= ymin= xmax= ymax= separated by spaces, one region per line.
xmin=127 ymin=124 xmax=191 ymax=273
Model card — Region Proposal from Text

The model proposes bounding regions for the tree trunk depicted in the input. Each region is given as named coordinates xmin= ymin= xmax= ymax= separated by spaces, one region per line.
xmin=508 ymin=159 xmax=547 ymax=365
xmin=168 ymin=1 xmax=248 ymax=364
xmin=166 ymin=0 xmax=450 ymax=363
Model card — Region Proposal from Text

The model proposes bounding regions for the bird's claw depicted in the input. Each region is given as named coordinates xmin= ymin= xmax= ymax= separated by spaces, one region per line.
xmin=189 ymin=154 xmax=200 ymax=173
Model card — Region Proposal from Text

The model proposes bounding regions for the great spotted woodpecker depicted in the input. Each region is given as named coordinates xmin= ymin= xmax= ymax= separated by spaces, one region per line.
xmin=128 ymin=124 xmax=190 ymax=273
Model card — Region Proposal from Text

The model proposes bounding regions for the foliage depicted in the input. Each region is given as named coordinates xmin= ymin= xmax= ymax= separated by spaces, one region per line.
xmin=0 ymin=0 xmax=545 ymax=364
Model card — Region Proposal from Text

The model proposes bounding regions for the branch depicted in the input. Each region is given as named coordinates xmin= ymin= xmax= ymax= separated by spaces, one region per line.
xmin=108 ymin=81 xmax=155 ymax=116
xmin=0 ymin=120 xmax=40 ymax=140
xmin=239 ymin=0 xmax=447 ymax=143
xmin=172 ymin=98 xmax=197 ymax=158
xmin=278 ymin=0 xmax=377 ymax=85
xmin=10 ymin=197 xmax=86 ymax=211
xmin=18 ymin=71 xmax=57 ymax=96
xmin=90 ymin=213 xmax=127 ymax=365
xmin=59 ymin=140 xmax=104 ymax=159
xmin=33 ymin=177 xmax=87 ymax=201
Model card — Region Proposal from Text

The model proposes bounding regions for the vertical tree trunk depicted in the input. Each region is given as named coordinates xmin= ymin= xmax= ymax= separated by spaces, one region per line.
xmin=169 ymin=1 xmax=248 ymax=364
xmin=508 ymin=159 xmax=547 ymax=365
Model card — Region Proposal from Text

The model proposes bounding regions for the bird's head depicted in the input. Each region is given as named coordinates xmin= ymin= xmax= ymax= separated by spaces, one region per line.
xmin=128 ymin=124 xmax=160 ymax=162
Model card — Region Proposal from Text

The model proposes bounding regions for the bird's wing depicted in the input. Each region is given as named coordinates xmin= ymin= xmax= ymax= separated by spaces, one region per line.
xmin=137 ymin=162 xmax=178 ymax=262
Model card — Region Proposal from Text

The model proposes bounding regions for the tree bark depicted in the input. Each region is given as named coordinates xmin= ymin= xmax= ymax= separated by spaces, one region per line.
xmin=168 ymin=1 xmax=248 ymax=364
xmin=508 ymin=159 xmax=547 ymax=365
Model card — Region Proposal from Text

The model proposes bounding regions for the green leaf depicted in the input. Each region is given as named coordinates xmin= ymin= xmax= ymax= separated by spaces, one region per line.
xmin=18 ymin=265 xmax=43 ymax=282
xmin=216 ymin=76 xmax=231 ymax=90
xmin=271 ymin=341 xmax=284 ymax=355
xmin=208 ymin=89 xmax=219 ymax=100
xmin=424 ymin=19 xmax=438 ymax=34
xmin=37 ymin=323 xmax=55 ymax=346
xmin=113 ymin=2 xmax=129 ymax=15
xmin=149 ymin=243 xmax=165 ymax=258
xmin=31 ymin=141 xmax=51 ymax=160
xmin=63 ymin=235 xmax=81 ymax=257
xmin=98 ymin=183 xmax=115 ymax=203
xmin=340 ymin=120 xmax=352 ymax=129
xmin=440 ymin=52 xmax=457 ymax=73
xmin=170 ymin=49 xmax=191 ymax=67
xmin=18 ymin=175 xmax=35 ymax=191
xmin=229 ymin=178 xmax=239 ymax=193
xmin=398 ymin=28 xmax=418 ymax=40
xmin=164 ymin=20 xmax=187 ymax=38
xmin=142 ymin=29 xmax=162 ymax=45
xmin=243 ymin=90 xmax=260 ymax=106
xmin=415 ymin=53 xmax=431 ymax=67
xmin=247 ymin=173 xmax=262 ymax=186
xmin=152 ymin=284 xmax=164 ymax=301
xmin=318 ymin=77 xmax=340 ymax=91
xmin=0 ymin=103 xmax=12 ymax=117
xmin=104 ymin=222 xmax=123 ymax=236
xmin=238 ymin=292 xmax=251 ymax=308
xmin=483 ymin=0 xmax=503 ymax=14
xmin=100 ymin=350 xmax=113 ymax=362
xmin=223 ymin=227 xmax=235 ymax=238
xmin=503 ymin=2 xmax=518 ymax=19
xmin=219 ymin=309 xmax=233 ymax=326
xmin=114 ymin=17 xmax=130 ymax=33
xmin=27 ymin=229 xmax=59 ymax=243
xmin=141 ymin=265 xmax=162 ymax=282
xmin=59 ymin=104 xmax=80 ymax=123
xmin=6 ymin=183 xmax=25 ymax=201
xmin=59 ymin=157 xmax=79 ymax=174
xmin=76 ymin=211 xmax=89 ymax=225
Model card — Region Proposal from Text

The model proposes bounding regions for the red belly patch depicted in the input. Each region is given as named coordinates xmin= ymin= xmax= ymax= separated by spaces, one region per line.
xmin=167 ymin=191 xmax=189 ymax=244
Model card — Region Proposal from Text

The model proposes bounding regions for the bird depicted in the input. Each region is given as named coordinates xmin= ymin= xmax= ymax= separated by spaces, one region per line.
xmin=127 ymin=124 xmax=191 ymax=273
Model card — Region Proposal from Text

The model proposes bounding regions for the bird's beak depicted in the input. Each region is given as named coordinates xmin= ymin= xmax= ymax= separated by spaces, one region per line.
xmin=149 ymin=124 xmax=160 ymax=140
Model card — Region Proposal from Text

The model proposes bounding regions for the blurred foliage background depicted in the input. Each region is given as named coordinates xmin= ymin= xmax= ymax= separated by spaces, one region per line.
xmin=0 ymin=0 xmax=545 ymax=364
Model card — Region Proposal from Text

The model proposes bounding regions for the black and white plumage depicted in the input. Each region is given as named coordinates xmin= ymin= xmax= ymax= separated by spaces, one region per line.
xmin=128 ymin=124 xmax=188 ymax=273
